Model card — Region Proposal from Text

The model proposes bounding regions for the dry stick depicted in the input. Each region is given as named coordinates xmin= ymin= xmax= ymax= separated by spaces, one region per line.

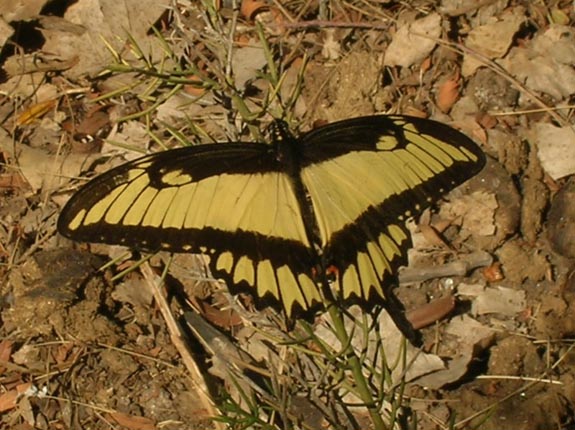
xmin=139 ymin=262 xmax=224 ymax=430
xmin=398 ymin=250 xmax=493 ymax=284
xmin=283 ymin=19 xmax=390 ymax=30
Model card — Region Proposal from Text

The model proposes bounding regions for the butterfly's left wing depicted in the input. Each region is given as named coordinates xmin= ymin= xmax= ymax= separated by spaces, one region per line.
xmin=299 ymin=115 xmax=485 ymax=304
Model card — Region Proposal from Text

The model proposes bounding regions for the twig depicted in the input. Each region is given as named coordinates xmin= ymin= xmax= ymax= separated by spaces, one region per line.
xmin=139 ymin=262 xmax=223 ymax=429
xmin=399 ymin=250 xmax=493 ymax=284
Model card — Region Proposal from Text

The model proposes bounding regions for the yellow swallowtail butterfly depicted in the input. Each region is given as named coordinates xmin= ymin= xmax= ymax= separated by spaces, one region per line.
xmin=58 ymin=115 xmax=485 ymax=322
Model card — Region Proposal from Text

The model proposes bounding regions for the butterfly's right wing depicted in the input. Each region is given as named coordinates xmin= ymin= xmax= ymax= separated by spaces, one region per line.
xmin=58 ymin=143 xmax=322 ymax=316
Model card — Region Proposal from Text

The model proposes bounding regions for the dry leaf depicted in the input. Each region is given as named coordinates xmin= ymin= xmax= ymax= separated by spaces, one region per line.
xmin=534 ymin=122 xmax=575 ymax=180
xmin=0 ymin=0 xmax=46 ymax=22
xmin=439 ymin=191 xmax=497 ymax=237
xmin=499 ymin=25 xmax=575 ymax=100
xmin=15 ymin=144 xmax=99 ymax=193
xmin=322 ymin=29 xmax=341 ymax=60
xmin=384 ymin=13 xmax=441 ymax=68
xmin=41 ymin=0 xmax=172 ymax=78
xmin=240 ymin=0 xmax=268 ymax=21
xmin=462 ymin=7 xmax=525 ymax=76
xmin=315 ymin=308 xmax=446 ymax=388
xmin=407 ymin=295 xmax=456 ymax=329
xmin=112 ymin=278 xmax=154 ymax=308
xmin=108 ymin=412 xmax=156 ymax=430
xmin=0 ymin=340 xmax=13 ymax=367
xmin=533 ymin=24 xmax=575 ymax=65
xmin=102 ymin=120 xmax=150 ymax=157
xmin=483 ymin=262 xmax=504 ymax=283
xmin=0 ymin=382 xmax=32 ymax=413
xmin=231 ymin=40 xmax=268 ymax=89
xmin=0 ymin=19 xmax=13 ymax=48
xmin=502 ymin=49 xmax=575 ymax=100
xmin=16 ymin=99 xmax=58 ymax=126
xmin=437 ymin=76 xmax=461 ymax=113
xmin=0 ymin=389 xmax=19 ymax=413
xmin=415 ymin=315 xmax=495 ymax=389
xmin=418 ymin=223 xmax=449 ymax=248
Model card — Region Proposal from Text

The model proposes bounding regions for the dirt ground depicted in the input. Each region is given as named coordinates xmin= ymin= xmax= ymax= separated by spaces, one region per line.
xmin=1 ymin=1 xmax=575 ymax=430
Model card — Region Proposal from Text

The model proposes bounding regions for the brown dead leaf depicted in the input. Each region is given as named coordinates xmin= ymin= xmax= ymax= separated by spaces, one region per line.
xmin=52 ymin=343 xmax=75 ymax=366
xmin=315 ymin=308 xmax=447 ymax=390
xmin=462 ymin=6 xmax=525 ymax=76
xmin=0 ymin=340 xmax=13 ymax=374
xmin=197 ymin=299 xmax=243 ymax=330
xmin=240 ymin=0 xmax=268 ymax=21
xmin=416 ymin=315 xmax=495 ymax=389
xmin=102 ymin=120 xmax=150 ymax=157
xmin=112 ymin=278 xmax=154 ymax=308
xmin=451 ymin=117 xmax=488 ymax=146
xmin=16 ymin=99 xmax=58 ymax=126
xmin=107 ymin=412 xmax=156 ymax=430
xmin=476 ymin=112 xmax=497 ymax=129
xmin=0 ymin=171 xmax=29 ymax=191
xmin=500 ymin=25 xmax=575 ymax=100
xmin=377 ymin=311 xmax=446 ymax=384
xmin=0 ymin=389 xmax=19 ymax=413
xmin=0 ymin=19 xmax=13 ymax=48
xmin=483 ymin=262 xmax=504 ymax=283
xmin=0 ymin=382 xmax=32 ymax=413
xmin=0 ymin=339 xmax=13 ymax=360
xmin=420 ymin=56 xmax=432 ymax=73
xmin=437 ymin=75 xmax=460 ymax=113
xmin=403 ymin=106 xmax=427 ymax=118
xmin=407 ymin=295 xmax=456 ymax=330
xmin=72 ymin=108 xmax=110 ymax=136
xmin=15 ymin=144 xmax=99 ymax=193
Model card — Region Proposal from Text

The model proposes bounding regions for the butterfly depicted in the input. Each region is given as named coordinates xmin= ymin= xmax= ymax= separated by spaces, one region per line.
xmin=58 ymin=115 xmax=485 ymax=321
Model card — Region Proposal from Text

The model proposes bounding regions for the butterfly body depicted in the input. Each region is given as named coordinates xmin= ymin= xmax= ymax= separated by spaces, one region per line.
xmin=58 ymin=115 xmax=485 ymax=317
